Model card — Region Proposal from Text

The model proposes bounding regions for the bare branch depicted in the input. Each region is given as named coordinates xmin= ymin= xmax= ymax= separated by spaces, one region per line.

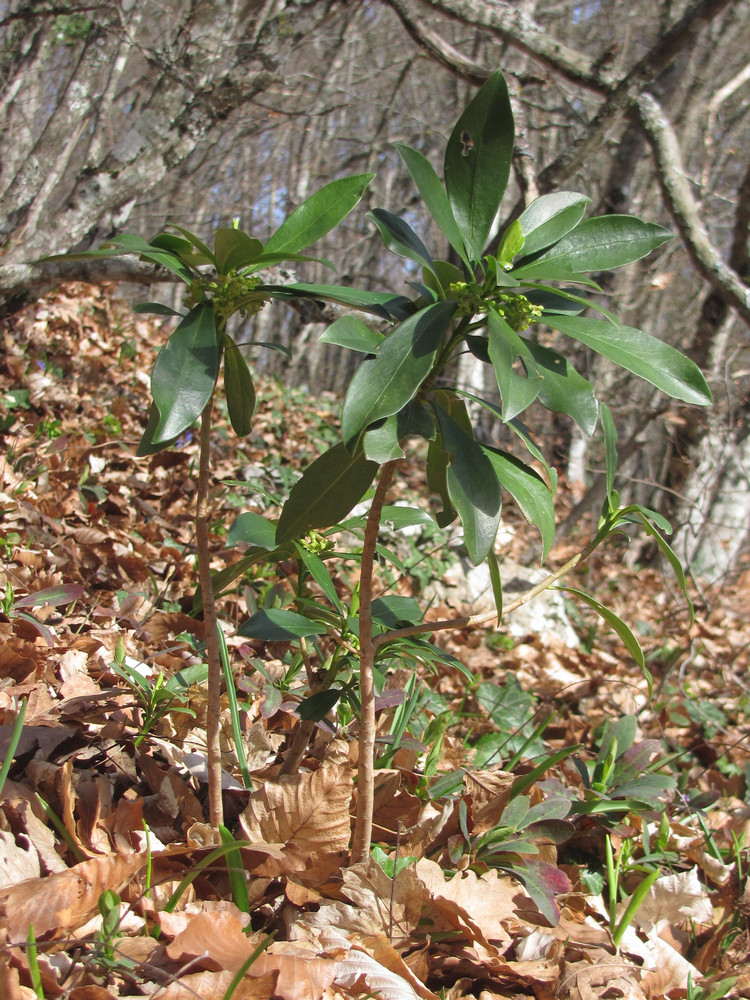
xmin=637 ymin=92 xmax=750 ymax=327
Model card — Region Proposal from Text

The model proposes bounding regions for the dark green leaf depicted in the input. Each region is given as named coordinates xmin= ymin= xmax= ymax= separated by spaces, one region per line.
xmin=297 ymin=689 xmax=342 ymax=722
xmin=483 ymin=446 xmax=555 ymax=561
xmin=136 ymin=401 xmax=181 ymax=457
xmin=149 ymin=304 xmax=219 ymax=445
xmin=518 ymin=336 xmax=599 ymax=435
xmin=488 ymin=310 xmax=541 ymax=421
xmin=367 ymin=208 xmax=434 ymax=273
xmin=547 ymin=315 xmax=712 ymax=405
xmin=319 ymin=316 xmax=384 ymax=352
xmin=226 ymin=512 xmax=277 ymax=550
xmin=444 ymin=71 xmax=514 ymax=260
xmin=223 ymin=334 xmax=255 ymax=437
xmin=433 ymin=406 xmax=501 ymax=565
xmin=364 ymin=416 xmax=405 ymax=463
xmin=371 ymin=595 xmax=422 ymax=628
xmin=214 ymin=228 xmax=263 ymax=274
xmin=396 ymin=144 xmax=471 ymax=268
xmin=276 ymin=443 xmax=379 ymax=543
xmin=514 ymin=215 xmax=671 ymax=276
xmin=237 ymin=608 xmax=326 ymax=640
xmin=380 ymin=505 xmax=437 ymax=531
xmin=426 ymin=434 xmax=456 ymax=528
xmin=265 ymin=283 xmax=411 ymax=321
xmin=341 ymin=301 xmax=456 ymax=442
xmin=264 ymin=174 xmax=374 ymax=255
xmin=517 ymin=192 xmax=591 ymax=255
xmin=170 ymin=225 xmax=215 ymax=261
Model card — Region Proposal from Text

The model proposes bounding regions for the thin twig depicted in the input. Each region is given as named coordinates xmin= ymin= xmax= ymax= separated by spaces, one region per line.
xmin=373 ymin=533 xmax=603 ymax=650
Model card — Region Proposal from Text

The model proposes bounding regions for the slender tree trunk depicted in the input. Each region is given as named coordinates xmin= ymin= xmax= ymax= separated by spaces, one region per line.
xmin=196 ymin=394 xmax=224 ymax=830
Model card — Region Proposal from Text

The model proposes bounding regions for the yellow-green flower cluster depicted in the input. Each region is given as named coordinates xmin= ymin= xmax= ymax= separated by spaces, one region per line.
xmin=184 ymin=271 xmax=268 ymax=321
xmin=449 ymin=282 xmax=544 ymax=332
xmin=495 ymin=292 xmax=544 ymax=332
xmin=301 ymin=529 xmax=334 ymax=555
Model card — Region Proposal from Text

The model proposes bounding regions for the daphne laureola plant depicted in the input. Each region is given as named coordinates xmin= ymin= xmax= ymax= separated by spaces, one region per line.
xmin=44 ymin=71 xmax=711 ymax=868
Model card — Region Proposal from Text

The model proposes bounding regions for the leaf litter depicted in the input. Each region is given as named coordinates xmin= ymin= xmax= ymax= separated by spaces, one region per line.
xmin=0 ymin=283 xmax=748 ymax=999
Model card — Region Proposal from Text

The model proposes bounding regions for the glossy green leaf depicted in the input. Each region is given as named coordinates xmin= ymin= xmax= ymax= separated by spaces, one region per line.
xmin=434 ymin=406 xmax=501 ymax=565
xmin=319 ymin=316 xmax=384 ymax=352
xmin=518 ymin=336 xmax=599 ymax=435
xmin=297 ymin=689 xmax=343 ymax=722
xmin=367 ymin=208 xmax=434 ymax=272
xmin=488 ymin=310 xmax=541 ymax=421
xmin=426 ymin=433 xmax=456 ymax=528
xmin=444 ymin=70 xmax=514 ymax=260
xmin=237 ymin=608 xmax=326 ymax=640
xmin=341 ymin=301 xmax=456 ymax=442
xmin=276 ymin=443 xmax=379 ymax=543
xmin=371 ymin=595 xmax=422 ymax=628
xmin=149 ymin=304 xmax=219 ymax=445
xmin=497 ymin=219 xmax=525 ymax=270
xmin=380 ymin=505 xmax=437 ymax=531
xmin=517 ymin=192 xmax=591 ymax=256
xmin=514 ymin=215 xmax=672 ymax=277
xmin=226 ymin=512 xmax=277 ymax=550
xmin=483 ymin=446 xmax=555 ymax=561
xmin=223 ymin=334 xmax=255 ymax=437
xmin=396 ymin=144 xmax=471 ymax=268
xmin=171 ymin=225 xmax=215 ymax=261
xmin=264 ymin=174 xmax=374 ymax=256
xmin=363 ymin=416 xmax=405 ymax=463
xmin=136 ymin=402 xmax=181 ymax=456
xmin=214 ymin=228 xmax=263 ymax=274
xmin=547 ymin=315 xmax=712 ymax=405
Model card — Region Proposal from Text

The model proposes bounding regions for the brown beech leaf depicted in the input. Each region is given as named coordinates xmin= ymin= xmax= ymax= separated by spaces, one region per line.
xmin=464 ymin=769 xmax=514 ymax=834
xmin=166 ymin=911 xmax=258 ymax=971
xmin=416 ymin=858 xmax=523 ymax=949
xmin=0 ymin=852 xmax=145 ymax=942
xmin=239 ymin=763 xmax=353 ymax=852
xmin=157 ymin=969 xmax=277 ymax=1000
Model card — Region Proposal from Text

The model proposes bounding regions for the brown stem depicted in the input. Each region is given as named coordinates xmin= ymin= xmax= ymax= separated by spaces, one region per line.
xmin=372 ymin=533 xmax=604 ymax=651
xmin=351 ymin=459 xmax=398 ymax=865
xmin=196 ymin=392 xmax=224 ymax=829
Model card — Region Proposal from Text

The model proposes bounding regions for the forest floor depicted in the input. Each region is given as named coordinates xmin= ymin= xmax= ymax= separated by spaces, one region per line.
xmin=0 ymin=283 xmax=749 ymax=1000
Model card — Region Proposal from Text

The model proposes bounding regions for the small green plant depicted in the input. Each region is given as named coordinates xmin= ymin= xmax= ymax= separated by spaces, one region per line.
xmin=110 ymin=638 xmax=208 ymax=746
xmin=686 ymin=973 xmax=738 ymax=1000
xmin=42 ymin=69 xmax=711 ymax=863
xmin=0 ymin=695 xmax=27 ymax=797
xmin=604 ymin=833 xmax=661 ymax=949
